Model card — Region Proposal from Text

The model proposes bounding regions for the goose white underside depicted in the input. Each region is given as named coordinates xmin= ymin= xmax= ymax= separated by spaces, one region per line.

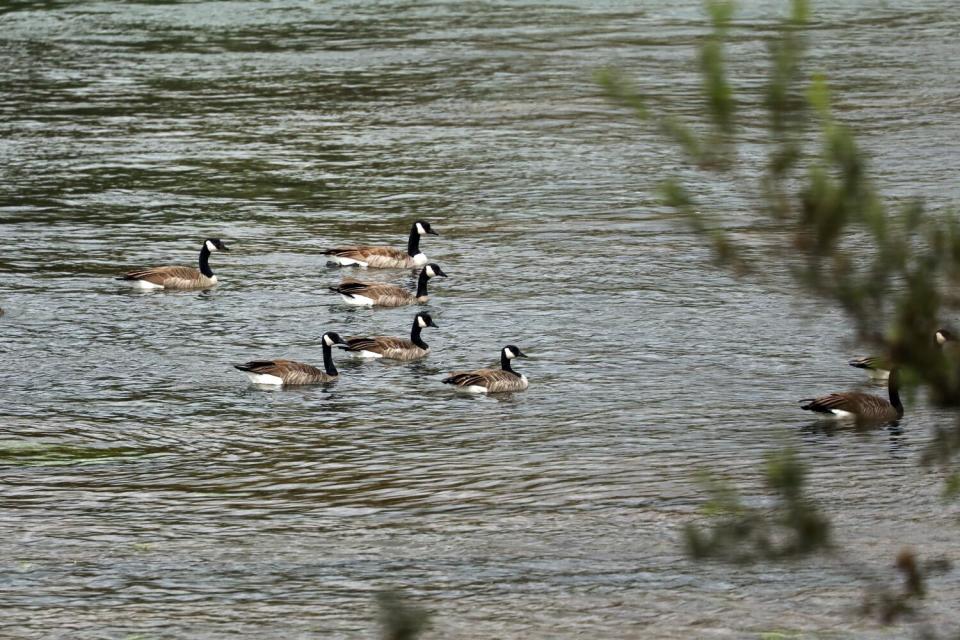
xmin=341 ymin=294 xmax=375 ymax=307
xmin=244 ymin=372 xmax=285 ymax=385
xmin=462 ymin=385 xmax=490 ymax=394
xmin=411 ymin=253 xmax=428 ymax=266
xmin=867 ymin=369 xmax=891 ymax=380
xmin=130 ymin=279 xmax=164 ymax=290
xmin=329 ymin=257 xmax=369 ymax=268
xmin=823 ymin=409 xmax=857 ymax=420
xmin=354 ymin=350 xmax=383 ymax=359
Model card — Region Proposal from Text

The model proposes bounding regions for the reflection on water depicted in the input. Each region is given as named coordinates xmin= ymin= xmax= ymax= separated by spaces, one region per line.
xmin=2 ymin=0 xmax=960 ymax=637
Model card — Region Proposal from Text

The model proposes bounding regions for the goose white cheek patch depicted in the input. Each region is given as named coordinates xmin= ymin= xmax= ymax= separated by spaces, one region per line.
xmin=416 ymin=223 xmax=426 ymax=235
xmin=323 ymin=335 xmax=334 ymax=346
xmin=504 ymin=348 xmax=516 ymax=359
xmin=205 ymin=240 xmax=217 ymax=252
xmin=425 ymin=266 xmax=435 ymax=277
xmin=417 ymin=317 xmax=428 ymax=328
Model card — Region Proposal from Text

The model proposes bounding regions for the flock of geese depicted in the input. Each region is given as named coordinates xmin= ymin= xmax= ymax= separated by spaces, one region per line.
xmin=2 ymin=221 xmax=946 ymax=413
xmin=114 ymin=221 xmax=531 ymax=394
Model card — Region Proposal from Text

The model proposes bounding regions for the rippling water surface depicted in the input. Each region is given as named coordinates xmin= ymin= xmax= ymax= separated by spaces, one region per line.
xmin=3 ymin=1 xmax=960 ymax=638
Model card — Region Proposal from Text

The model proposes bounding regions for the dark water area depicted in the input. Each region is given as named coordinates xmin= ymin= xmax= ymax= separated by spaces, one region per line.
xmin=2 ymin=1 xmax=960 ymax=637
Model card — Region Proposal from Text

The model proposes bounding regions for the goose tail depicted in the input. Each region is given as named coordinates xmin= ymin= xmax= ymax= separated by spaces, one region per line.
xmin=799 ymin=398 xmax=830 ymax=413
xmin=328 ymin=285 xmax=352 ymax=298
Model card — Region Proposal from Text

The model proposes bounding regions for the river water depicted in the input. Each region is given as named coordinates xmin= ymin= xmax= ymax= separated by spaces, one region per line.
xmin=2 ymin=1 xmax=960 ymax=638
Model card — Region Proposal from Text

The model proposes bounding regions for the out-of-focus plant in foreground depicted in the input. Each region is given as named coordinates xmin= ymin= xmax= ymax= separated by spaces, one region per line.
xmin=684 ymin=449 xmax=830 ymax=562
xmin=377 ymin=589 xmax=431 ymax=640
xmin=599 ymin=0 xmax=960 ymax=413
xmin=598 ymin=0 xmax=960 ymax=628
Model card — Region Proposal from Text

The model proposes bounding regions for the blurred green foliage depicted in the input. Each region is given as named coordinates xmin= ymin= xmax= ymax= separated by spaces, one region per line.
xmin=598 ymin=0 xmax=960 ymax=404
xmin=861 ymin=549 xmax=951 ymax=625
xmin=377 ymin=589 xmax=431 ymax=640
xmin=600 ymin=0 xmax=960 ymax=489
xmin=684 ymin=449 xmax=830 ymax=562
xmin=599 ymin=0 xmax=960 ymax=628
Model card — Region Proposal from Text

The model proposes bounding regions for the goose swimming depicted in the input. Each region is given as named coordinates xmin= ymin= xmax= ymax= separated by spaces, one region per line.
xmin=118 ymin=238 xmax=229 ymax=290
xmin=800 ymin=368 xmax=903 ymax=422
xmin=324 ymin=220 xmax=439 ymax=269
xmin=850 ymin=329 xmax=955 ymax=380
xmin=345 ymin=312 xmax=438 ymax=361
xmin=234 ymin=332 xmax=349 ymax=385
xmin=328 ymin=263 xmax=447 ymax=307
xmin=442 ymin=345 xmax=530 ymax=394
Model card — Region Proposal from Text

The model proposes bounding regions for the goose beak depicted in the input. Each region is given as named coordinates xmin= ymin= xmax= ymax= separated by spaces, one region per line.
xmin=429 ymin=320 xmax=439 ymax=328
xmin=428 ymin=230 xmax=439 ymax=236
xmin=515 ymin=350 xmax=529 ymax=358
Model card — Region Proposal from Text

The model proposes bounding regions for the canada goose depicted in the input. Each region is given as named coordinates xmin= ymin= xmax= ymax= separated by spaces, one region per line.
xmin=345 ymin=312 xmax=438 ymax=361
xmin=324 ymin=220 xmax=439 ymax=269
xmin=118 ymin=238 xmax=229 ymax=290
xmin=234 ymin=332 xmax=348 ymax=385
xmin=442 ymin=345 xmax=529 ymax=394
xmin=850 ymin=329 xmax=955 ymax=380
xmin=800 ymin=368 xmax=903 ymax=422
xmin=329 ymin=263 xmax=447 ymax=307
xmin=847 ymin=355 xmax=892 ymax=381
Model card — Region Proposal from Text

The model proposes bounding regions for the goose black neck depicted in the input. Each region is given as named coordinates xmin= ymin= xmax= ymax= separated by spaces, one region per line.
xmin=501 ymin=351 xmax=517 ymax=375
xmin=198 ymin=244 xmax=214 ymax=278
xmin=410 ymin=318 xmax=428 ymax=350
xmin=322 ymin=342 xmax=338 ymax=376
xmin=415 ymin=270 xmax=430 ymax=298
xmin=407 ymin=225 xmax=421 ymax=257
xmin=889 ymin=370 xmax=904 ymax=417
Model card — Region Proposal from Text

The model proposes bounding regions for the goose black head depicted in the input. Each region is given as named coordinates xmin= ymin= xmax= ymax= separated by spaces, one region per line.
xmin=205 ymin=238 xmax=230 ymax=252
xmin=424 ymin=263 xmax=447 ymax=278
xmin=936 ymin=328 xmax=955 ymax=345
xmin=416 ymin=312 xmax=438 ymax=329
xmin=503 ymin=345 xmax=527 ymax=359
xmin=414 ymin=220 xmax=439 ymax=236
xmin=323 ymin=331 xmax=349 ymax=348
